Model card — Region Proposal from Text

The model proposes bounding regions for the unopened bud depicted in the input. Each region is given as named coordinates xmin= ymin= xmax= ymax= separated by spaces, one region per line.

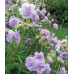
xmin=57 ymin=57 xmax=64 ymax=64
xmin=49 ymin=59 xmax=53 ymax=63
xmin=38 ymin=39 xmax=42 ymax=44
xmin=64 ymin=45 xmax=67 ymax=48
xmin=35 ymin=36 xmax=40 ymax=39
xmin=48 ymin=53 xmax=56 ymax=58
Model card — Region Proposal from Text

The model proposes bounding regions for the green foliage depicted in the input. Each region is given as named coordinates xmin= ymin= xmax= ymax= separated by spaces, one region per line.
xmin=44 ymin=0 xmax=68 ymax=27
xmin=52 ymin=26 xmax=68 ymax=40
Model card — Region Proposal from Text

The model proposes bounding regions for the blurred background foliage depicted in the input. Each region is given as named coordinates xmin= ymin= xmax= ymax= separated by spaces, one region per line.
xmin=30 ymin=0 xmax=68 ymax=27
xmin=44 ymin=0 xmax=68 ymax=27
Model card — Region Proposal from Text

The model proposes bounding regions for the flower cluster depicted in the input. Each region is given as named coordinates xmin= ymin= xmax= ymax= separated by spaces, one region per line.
xmin=55 ymin=39 xmax=68 ymax=53
xmin=40 ymin=8 xmax=46 ymax=15
xmin=5 ymin=2 xmax=68 ymax=74
xmin=25 ymin=52 xmax=51 ymax=74
xmin=5 ymin=4 xmax=10 ymax=12
xmin=41 ymin=16 xmax=48 ymax=22
xmin=52 ymin=37 xmax=58 ymax=44
xmin=5 ymin=0 xmax=9 ymax=4
xmin=24 ymin=38 xmax=31 ymax=49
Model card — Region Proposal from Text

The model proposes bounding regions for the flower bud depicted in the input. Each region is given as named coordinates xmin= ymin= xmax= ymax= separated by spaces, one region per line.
xmin=51 ymin=38 xmax=54 ymax=42
xmin=48 ymin=53 xmax=56 ymax=58
xmin=38 ymin=39 xmax=42 ymax=44
xmin=57 ymin=57 xmax=64 ymax=64
xmin=14 ymin=24 xmax=21 ymax=29
xmin=51 ymin=53 xmax=56 ymax=58
xmin=35 ymin=36 xmax=40 ymax=39
xmin=47 ymin=56 xmax=53 ymax=63
xmin=5 ymin=13 xmax=7 ymax=16
xmin=64 ymin=45 xmax=67 ymax=48
xmin=47 ymin=56 xmax=52 ymax=61
xmin=44 ymin=36 xmax=48 ymax=40
xmin=49 ymin=59 xmax=53 ymax=63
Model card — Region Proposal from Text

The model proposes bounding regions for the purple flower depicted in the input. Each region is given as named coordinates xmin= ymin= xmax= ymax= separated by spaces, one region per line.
xmin=31 ymin=14 xmax=39 ymax=23
xmin=25 ymin=38 xmax=31 ymax=45
xmin=19 ymin=3 xmax=36 ymax=19
xmin=48 ymin=47 xmax=50 ymax=50
xmin=5 ymin=29 xmax=7 ymax=34
xmin=62 ymin=39 xmax=67 ymax=45
xmin=28 ymin=42 xmax=31 ymax=45
xmin=34 ymin=52 xmax=44 ymax=61
xmin=13 ymin=4 xmax=18 ymax=8
xmin=49 ymin=59 xmax=53 ymax=63
xmin=31 ymin=23 xmax=39 ymax=27
xmin=22 ymin=0 xmax=28 ymax=2
xmin=60 ymin=52 xmax=68 ymax=60
xmin=5 ymin=4 xmax=10 ymax=12
xmin=5 ymin=22 xmax=10 ymax=28
xmin=18 ymin=2 xmax=21 ymax=4
xmin=55 ymin=44 xmax=61 ymax=53
xmin=47 ymin=13 xmax=50 ymax=16
xmin=41 ymin=8 xmax=46 ymax=15
xmin=25 ymin=47 xmax=28 ymax=50
xmin=9 ymin=18 xmax=18 ymax=27
xmin=39 ymin=25 xmax=42 ymax=30
xmin=25 ymin=57 xmax=35 ymax=71
xmin=35 ymin=60 xmax=46 ymax=74
xmin=36 ymin=9 xmax=40 ymax=13
xmin=41 ymin=19 xmax=46 ymax=22
xmin=45 ymin=16 xmax=48 ymax=21
xmin=27 ymin=38 xmax=31 ymax=42
xmin=26 ymin=38 xmax=31 ymax=42
xmin=50 ymin=43 xmax=54 ymax=47
xmin=11 ymin=0 xmax=15 ymax=2
xmin=24 ymin=42 xmax=26 ymax=45
xmin=53 ymin=23 xmax=58 ymax=30
xmin=61 ymin=67 xmax=67 ymax=74
xmin=39 ymin=25 xmax=42 ymax=28
xmin=6 ymin=30 xmax=15 ymax=43
xmin=40 ymin=29 xmax=50 ymax=36
xmin=6 ymin=30 xmax=21 ymax=44
xmin=52 ymin=37 xmax=58 ymax=44
xmin=51 ymin=33 xmax=55 ymax=37
xmin=5 ymin=0 xmax=9 ymax=4
xmin=58 ymin=40 xmax=62 ymax=44
xmin=44 ymin=64 xmax=51 ymax=74
xmin=41 ymin=17 xmax=48 ymax=22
